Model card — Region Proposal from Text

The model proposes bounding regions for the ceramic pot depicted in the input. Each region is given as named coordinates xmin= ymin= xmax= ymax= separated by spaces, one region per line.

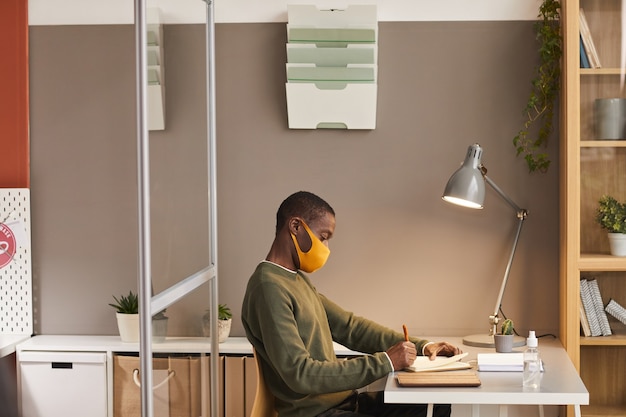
xmin=494 ymin=334 xmax=514 ymax=353
xmin=594 ymin=98 xmax=626 ymax=140
xmin=202 ymin=315 xmax=232 ymax=343
xmin=608 ymin=233 xmax=626 ymax=256
xmin=116 ymin=312 xmax=139 ymax=343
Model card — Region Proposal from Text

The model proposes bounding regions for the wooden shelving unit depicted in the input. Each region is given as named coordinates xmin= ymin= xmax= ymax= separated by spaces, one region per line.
xmin=561 ymin=1 xmax=626 ymax=416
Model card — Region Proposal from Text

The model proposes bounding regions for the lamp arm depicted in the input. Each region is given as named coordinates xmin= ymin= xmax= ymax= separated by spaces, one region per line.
xmin=483 ymin=173 xmax=523 ymax=213
xmin=483 ymin=173 xmax=528 ymax=336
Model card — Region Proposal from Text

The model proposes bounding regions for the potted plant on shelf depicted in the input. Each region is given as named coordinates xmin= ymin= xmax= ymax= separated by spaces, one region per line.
xmin=595 ymin=195 xmax=626 ymax=256
xmin=202 ymin=303 xmax=233 ymax=343
xmin=494 ymin=318 xmax=515 ymax=353
xmin=109 ymin=291 xmax=139 ymax=342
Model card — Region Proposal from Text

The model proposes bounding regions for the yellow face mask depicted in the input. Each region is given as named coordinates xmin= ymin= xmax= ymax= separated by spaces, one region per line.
xmin=290 ymin=221 xmax=330 ymax=273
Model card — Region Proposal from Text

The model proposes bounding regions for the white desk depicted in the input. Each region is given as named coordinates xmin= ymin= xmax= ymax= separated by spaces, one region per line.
xmin=384 ymin=337 xmax=588 ymax=417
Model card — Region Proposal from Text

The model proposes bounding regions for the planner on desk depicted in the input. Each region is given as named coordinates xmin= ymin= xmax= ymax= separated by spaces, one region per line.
xmin=406 ymin=352 xmax=470 ymax=372
xmin=396 ymin=370 xmax=481 ymax=387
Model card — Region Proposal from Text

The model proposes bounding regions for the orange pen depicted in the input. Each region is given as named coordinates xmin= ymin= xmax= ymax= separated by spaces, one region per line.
xmin=402 ymin=324 xmax=409 ymax=341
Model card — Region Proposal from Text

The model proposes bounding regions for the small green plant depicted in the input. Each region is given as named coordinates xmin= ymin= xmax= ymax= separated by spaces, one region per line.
xmin=596 ymin=195 xmax=626 ymax=234
xmin=501 ymin=319 xmax=515 ymax=335
xmin=109 ymin=291 xmax=139 ymax=314
xmin=218 ymin=304 xmax=232 ymax=320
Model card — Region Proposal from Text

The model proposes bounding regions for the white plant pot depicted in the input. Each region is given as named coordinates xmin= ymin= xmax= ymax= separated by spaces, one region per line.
xmin=116 ymin=312 xmax=139 ymax=343
xmin=202 ymin=316 xmax=232 ymax=343
xmin=217 ymin=319 xmax=232 ymax=343
xmin=608 ymin=233 xmax=626 ymax=256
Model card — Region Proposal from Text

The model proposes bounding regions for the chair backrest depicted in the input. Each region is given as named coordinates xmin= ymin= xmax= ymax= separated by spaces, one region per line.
xmin=250 ymin=349 xmax=279 ymax=417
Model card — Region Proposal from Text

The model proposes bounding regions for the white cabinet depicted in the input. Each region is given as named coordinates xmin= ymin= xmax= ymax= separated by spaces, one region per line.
xmin=19 ymin=351 xmax=107 ymax=417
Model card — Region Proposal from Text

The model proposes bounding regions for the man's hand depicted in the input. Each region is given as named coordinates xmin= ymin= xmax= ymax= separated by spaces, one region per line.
xmin=423 ymin=342 xmax=462 ymax=360
xmin=386 ymin=341 xmax=416 ymax=370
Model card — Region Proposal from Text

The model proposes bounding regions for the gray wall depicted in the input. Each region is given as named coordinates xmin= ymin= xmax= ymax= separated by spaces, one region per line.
xmin=29 ymin=21 xmax=559 ymax=340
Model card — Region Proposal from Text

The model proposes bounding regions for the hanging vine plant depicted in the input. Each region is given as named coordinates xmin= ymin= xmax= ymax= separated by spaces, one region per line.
xmin=513 ymin=0 xmax=562 ymax=173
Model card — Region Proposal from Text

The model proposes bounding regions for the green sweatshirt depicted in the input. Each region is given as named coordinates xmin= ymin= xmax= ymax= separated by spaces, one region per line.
xmin=241 ymin=262 xmax=429 ymax=417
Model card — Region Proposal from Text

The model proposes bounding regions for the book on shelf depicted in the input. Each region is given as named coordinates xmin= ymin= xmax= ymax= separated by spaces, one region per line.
xmin=580 ymin=292 xmax=591 ymax=337
xmin=580 ymin=279 xmax=602 ymax=336
xmin=579 ymin=8 xmax=601 ymax=68
xmin=579 ymin=34 xmax=591 ymax=69
xmin=580 ymin=278 xmax=613 ymax=337
xmin=588 ymin=278 xmax=612 ymax=336
xmin=605 ymin=298 xmax=626 ymax=326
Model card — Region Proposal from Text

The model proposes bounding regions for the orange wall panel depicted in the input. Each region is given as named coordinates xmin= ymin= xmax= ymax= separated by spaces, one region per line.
xmin=0 ymin=0 xmax=29 ymax=188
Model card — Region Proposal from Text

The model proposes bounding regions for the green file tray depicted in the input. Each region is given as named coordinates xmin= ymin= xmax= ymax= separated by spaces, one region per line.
xmin=286 ymin=64 xmax=376 ymax=82
xmin=287 ymin=27 xmax=376 ymax=45
xmin=286 ymin=44 xmax=377 ymax=66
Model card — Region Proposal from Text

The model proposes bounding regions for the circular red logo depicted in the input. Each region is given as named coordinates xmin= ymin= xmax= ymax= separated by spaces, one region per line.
xmin=0 ymin=223 xmax=17 ymax=269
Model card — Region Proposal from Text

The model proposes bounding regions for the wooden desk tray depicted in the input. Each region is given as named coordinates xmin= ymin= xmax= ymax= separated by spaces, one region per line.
xmin=396 ymin=370 xmax=481 ymax=387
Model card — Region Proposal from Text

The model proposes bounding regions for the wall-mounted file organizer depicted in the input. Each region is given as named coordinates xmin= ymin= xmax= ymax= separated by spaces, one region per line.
xmin=285 ymin=5 xmax=378 ymax=129
xmin=147 ymin=7 xmax=165 ymax=131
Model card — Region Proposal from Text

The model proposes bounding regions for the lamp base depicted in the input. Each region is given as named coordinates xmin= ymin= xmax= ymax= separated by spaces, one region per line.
xmin=463 ymin=333 xmax=526 ymax=348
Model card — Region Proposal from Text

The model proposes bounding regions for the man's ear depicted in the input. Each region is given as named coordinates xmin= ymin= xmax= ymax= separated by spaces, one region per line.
xmin=287 ymin=217 xmax=301 ymax=235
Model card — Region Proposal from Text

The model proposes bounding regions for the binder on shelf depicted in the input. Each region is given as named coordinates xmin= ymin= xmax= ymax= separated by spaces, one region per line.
xmin=285 ymin=4 xmax=378 ymax=130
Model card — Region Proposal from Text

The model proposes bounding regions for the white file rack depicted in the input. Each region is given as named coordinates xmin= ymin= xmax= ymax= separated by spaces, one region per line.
xmin=286 ymin=5 xmax=378 ymax=129
xmin=147 ymin=7 xmax=165 ymax=131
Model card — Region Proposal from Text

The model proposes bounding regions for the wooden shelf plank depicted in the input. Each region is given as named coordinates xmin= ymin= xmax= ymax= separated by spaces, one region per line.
xmin=579 ymin=254 xmax=626 ymax=271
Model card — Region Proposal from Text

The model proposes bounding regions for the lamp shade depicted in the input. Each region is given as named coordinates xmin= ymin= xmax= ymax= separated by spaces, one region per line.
xmin=442 ymin=143 xmax=485 ymax=209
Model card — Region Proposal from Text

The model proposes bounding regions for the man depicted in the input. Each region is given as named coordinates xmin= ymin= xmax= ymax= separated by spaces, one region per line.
xmin=242 ymin=191 xmax=461 ymax=417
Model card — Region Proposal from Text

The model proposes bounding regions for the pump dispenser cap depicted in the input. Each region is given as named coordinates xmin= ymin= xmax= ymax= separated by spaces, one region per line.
xmin=527 ymin=330 xmax=538 ymax=348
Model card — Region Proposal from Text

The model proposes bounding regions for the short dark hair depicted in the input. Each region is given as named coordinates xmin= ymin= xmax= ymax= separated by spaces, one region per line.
xmin=275 ymin=191 xmax=335 ymax=235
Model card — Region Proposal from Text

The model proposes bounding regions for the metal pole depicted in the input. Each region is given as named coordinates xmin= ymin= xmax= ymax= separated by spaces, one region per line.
xmin=135 ymin=0 xmax=154 ymax=416
xmin=204 ymin=2 xmax=221 ymax=417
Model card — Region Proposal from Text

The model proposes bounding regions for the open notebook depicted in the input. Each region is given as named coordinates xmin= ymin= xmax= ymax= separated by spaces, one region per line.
xmin=406 ymin=352 xmax=471 ymax=372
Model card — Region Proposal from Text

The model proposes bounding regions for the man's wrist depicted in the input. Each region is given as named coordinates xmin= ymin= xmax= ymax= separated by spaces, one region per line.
xmin=421 ymin=341 xmax=434 ymax=356
xmin=383 ymin=352 xmax=394 ymax=370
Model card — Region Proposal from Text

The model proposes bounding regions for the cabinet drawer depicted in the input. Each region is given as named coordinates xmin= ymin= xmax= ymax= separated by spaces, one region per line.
xmin=20 ymin=351 xmax=107 ymax=417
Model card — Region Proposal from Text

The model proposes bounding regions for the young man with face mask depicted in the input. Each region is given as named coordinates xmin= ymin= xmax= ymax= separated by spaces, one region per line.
xmin=242 ymin=191 xmax=461 ymax=417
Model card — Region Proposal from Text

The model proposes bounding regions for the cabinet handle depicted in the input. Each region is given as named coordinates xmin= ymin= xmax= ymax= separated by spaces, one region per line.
xmin=51 ymin=362 xmax=73 ymax=369
xmin=132 ymin=368 xmax=175 ymax=390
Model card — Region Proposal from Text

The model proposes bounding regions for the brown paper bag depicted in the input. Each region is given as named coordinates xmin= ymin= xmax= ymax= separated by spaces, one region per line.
xmin=113 ymin=354 xmax=201 ymax=417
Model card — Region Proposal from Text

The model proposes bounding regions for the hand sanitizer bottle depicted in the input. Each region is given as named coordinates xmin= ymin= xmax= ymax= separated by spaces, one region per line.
xmin=523 ymin=330 xmax=541 ymax=389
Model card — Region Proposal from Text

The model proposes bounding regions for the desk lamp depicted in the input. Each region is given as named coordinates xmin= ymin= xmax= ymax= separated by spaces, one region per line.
xmin=442 ymin=143 xmax=527 ymax=348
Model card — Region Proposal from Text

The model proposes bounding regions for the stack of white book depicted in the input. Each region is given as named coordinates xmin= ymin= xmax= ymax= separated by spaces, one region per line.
xmin=477 ymin=353 xmax=524 ymax=372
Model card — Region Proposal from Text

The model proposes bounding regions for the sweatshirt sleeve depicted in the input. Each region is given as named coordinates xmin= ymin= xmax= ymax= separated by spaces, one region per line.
xmin=321 ymin=295 xmax=431 ymax=356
